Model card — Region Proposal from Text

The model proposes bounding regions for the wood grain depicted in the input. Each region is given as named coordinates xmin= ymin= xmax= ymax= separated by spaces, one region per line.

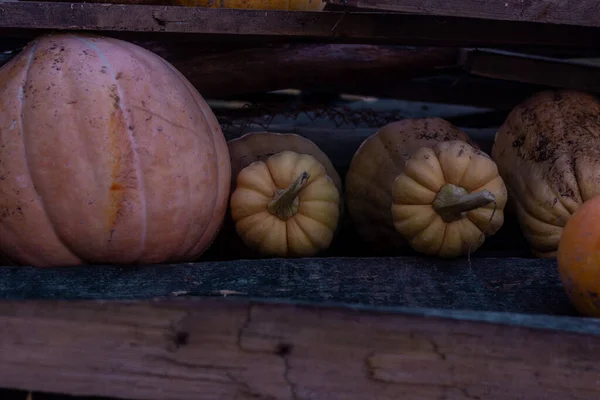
xmin=0 ymin=297 xmax=599 ymax=399
xmin=0 ymin=257 xmax=577 ymax=316
xmin=0 ymin=2 xmax=598 ymax=48
xmin=327 ymin=0 xmax=600 ymax=28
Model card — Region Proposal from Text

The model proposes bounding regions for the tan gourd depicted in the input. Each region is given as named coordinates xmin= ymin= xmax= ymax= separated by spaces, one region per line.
xmin=491 ymin=90 xmax=600 ymax=258
xmin=346 ymin=118 xmax=507 ymax=258
xmin=0 ymin=34 xmax=231 ymax=266
xmin=225 ymin=132 xmax=342 ymax=257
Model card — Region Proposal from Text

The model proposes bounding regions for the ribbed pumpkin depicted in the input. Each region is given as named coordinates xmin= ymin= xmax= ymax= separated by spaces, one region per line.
xmin=230 ymin=151 xmax=340 ymax=257
xmin=0 ymin=34 xmax=231 ymax=267
xmin=491 ymin=90 xmax=600 ymax=258
xmin=223 ymin=132 xmax=342 ymax=257
xmin=346 ymin=118 xmax=507 ymax=258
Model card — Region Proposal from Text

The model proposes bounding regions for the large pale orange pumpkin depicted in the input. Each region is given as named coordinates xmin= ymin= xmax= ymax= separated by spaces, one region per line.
xmin=0 ymin=34 xmax=231 ymax=267
xmin=557 ymin=195 xmax=600 ymax=317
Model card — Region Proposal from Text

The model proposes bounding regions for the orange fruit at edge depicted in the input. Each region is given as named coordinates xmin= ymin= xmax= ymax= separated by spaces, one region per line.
xmin=557 ymin=195 xmax=600 ymax=318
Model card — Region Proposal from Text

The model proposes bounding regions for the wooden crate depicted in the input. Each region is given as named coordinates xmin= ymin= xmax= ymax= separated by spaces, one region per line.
xmin=1 ymin=1 xmax=600 ymax=399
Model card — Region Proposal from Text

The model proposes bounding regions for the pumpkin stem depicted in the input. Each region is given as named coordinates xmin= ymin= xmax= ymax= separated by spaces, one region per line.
xmin=432 ymin=183 xmax=495 ymax=223
xmin=267 ymin=171 xmax=311 ymax=220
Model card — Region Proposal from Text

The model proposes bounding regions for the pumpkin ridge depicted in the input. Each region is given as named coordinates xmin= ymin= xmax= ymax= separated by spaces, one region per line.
xmin=75 ymin=36 xmax=148 ymax=260
xmin=513 ymin=196 xmax=561 ymax=254
xmin=517 ymin=172 xmax=562 ymax=226
xmin=297 ymin=208 xmax=334 ymax=231
xmin=237 ymin=212 xmax=271 ymax=239
xmin=289 ymin=214 xmax=319 ymax=249
xmin=157 ymin=54 xmax=229 ymax=259
xmin=548 ymin=100 xmax=585 ymax=213
xmin=436 ymin=219 xmax=448 ymax=256
xmin=570 ymin=156 xmax=585 ymax=205
xmin=437 ymin=142 xmax=470 ymax=188
xmin=300 ymin=198 xmax=339 ymax=207
xmin=18 ymin=41 xmax=83 ymax=263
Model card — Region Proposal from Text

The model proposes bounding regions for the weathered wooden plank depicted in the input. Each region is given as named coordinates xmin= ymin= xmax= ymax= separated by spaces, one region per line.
xmin=462 ymin=49 xmax=600 ymax=93
xmin=156 ymin=44 xmax=459 ymax=98
xmin=0 ymin=257 xmax=576 ymax=316
xmin=0 ymin=2 xmax=598 ymax=48
xmin=0 ymin=297 xmax=599 ymax=399
xmin=326 ymin=0 xmax=600 ymax=28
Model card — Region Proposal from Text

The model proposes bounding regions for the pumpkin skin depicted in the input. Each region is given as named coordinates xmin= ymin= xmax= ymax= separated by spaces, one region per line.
xmin=0 ymin=33 xmax=231 ymax=266
xmin=346 ymin=118 xmax=506 ymax=257
xmin=491 ymin=90 xmax=600 ymax=258
xmin=230 ymin=150 xmax=340 ymax=257
xmin=557 ymin=195 xmax=600 ymax=317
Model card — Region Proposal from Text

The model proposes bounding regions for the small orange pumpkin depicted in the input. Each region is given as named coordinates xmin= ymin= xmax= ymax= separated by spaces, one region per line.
xmin=557 ymin=195 xmax=600 ymax=317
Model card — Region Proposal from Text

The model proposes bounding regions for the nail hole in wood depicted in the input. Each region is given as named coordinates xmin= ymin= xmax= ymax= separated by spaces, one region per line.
xmin=275 ymin=342 xmax=293 ymax=357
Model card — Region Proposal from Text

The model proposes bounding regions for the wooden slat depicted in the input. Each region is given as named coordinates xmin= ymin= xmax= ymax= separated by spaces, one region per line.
xmin=0 ymin=297 xmax=599 ymax=399
xmin=151 ymin=44 xmax=460 ymax=99
xmin=0 ymin=257 xmax=576 ymax=315
xmin=0 ymin=2 xmax=598 ymax=48
xmin=461 ymin=49 xmax=600 ymax=93
xmin=326 ymin=0 xmax=600 ymax=28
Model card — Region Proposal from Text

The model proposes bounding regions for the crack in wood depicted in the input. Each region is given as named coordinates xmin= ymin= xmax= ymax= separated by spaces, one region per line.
xmin=281 ymin=346 xmax=299 ymax=400
xmin=459 ymin=388 xmax=483 ymax=400
xmin=225 ymin=372 xmax=279 ymax=400
xmin=151 ymin=12 xmax=166 ymax=30
xmin=236 ymin=304 xmax=300 ymax=400
xmin=148 ymin=355 xmax=246 ymax=372
xmin=428 ymin=338 xmax=447 ymax=361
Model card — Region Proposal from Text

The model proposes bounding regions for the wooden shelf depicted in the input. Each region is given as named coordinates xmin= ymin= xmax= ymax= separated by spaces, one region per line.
xmin=0 ymin=2 xmax=598 ymax=48
xmin=0 ymin=256 xmax=575 ymax=315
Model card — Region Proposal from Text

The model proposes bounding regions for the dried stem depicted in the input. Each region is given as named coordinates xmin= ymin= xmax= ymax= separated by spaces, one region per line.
xmin=432 ymin=183 xmax=495 ymax=222
xmin=267 ymin=172 xmax=310 ymax=220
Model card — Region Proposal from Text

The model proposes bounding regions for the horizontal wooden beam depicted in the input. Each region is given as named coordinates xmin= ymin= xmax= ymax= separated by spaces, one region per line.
xmin=0 ymin=257 xmax=575 ymax=315
xmin=0 ymin=2 xmax=598 ymax=48
xmin=326 ymin=0 xmax=600 ymax=28
xmin=163 ymin=44 xmax=459 ymax=98
xmin=462 ymin=49 xmax=600 ymax=93
xmin=0 ymin=297 xmax=599 ymax=399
